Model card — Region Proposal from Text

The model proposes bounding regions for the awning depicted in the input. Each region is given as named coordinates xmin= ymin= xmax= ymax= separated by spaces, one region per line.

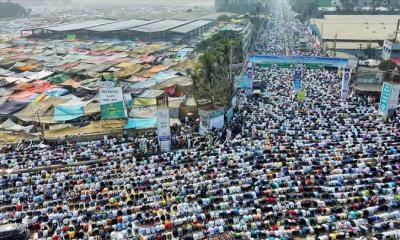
xmin=54 ymin=105 xmax=85 ymax=122
xmin=124 ymin=118 xmax=157 ymax=129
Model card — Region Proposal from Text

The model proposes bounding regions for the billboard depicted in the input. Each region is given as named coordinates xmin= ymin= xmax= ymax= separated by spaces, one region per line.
xmin=389 ymin=84 xmax=400 ymax=110
xmin=293 ymin=66 xmax=302 ymax=93
xmin=99 ymin=87 xmax=127 ymax=120
xmin=341 ymin=68 xmax=351 ymax=100
xmin=157 ymin=108 xmax=171 ymax=152
xmin=379 ymin=82 xmax=392 ymax=116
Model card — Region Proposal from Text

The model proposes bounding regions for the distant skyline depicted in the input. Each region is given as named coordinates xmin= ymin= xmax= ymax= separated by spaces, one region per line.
xmin=5 ymin=0 xmax=214 ymax=7
xmin=71 ymin=0 xmax=214 ymax=6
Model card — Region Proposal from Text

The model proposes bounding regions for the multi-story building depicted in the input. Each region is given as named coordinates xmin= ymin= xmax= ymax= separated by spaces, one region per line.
xmin=382 ymin=40 xmax=400 ymax=60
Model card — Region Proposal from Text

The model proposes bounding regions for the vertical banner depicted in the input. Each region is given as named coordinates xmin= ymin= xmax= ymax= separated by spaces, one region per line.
xmin=379 ymin=82 xmax=392 ymax=116
xmin=99 ymin=87 xmax=127 ymax=120
xmin=293 ymin=66 xmax=302 ymax=93
xmin=389 ymin=84 xmax=400 ymax=110
xmin=246 ymin=62 xmax=254 ymax=96
xmin=157 ymin=108 xmax=171 ymax=152
xmin=341 ymin=68 xmax=351 ymax=100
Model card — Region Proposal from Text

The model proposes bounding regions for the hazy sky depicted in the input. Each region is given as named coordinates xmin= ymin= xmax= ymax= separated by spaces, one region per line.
xmin=71 ymin=0 xmax=214 ymax=6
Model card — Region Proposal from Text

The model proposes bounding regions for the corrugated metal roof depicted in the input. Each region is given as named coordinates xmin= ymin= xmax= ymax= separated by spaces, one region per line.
xmin=312 ymin=17 xmax=398 ymax=41
xmin=87 ymin=19 xmax=155 ymax=32
xmin=325 ymin=41 xmax=380 ymax=50
xmin=170 ymin=20 xmax=211 ymax=34
xmin=131 ymin=19 xmax=190 ymax=33
xmin=45 ymin=19 xmax=115 ymax=32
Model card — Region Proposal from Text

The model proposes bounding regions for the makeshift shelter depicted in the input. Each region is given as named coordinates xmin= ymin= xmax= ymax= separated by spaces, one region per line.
xmin=0 ymin=101 xmax=28 ymax=116
xmin=0 ymin=119 xmax=34 ymax=134
xmin=124 ymin=118 xmax=157 ymax=129
xmin=130 ymin=89 xmax=165 ymax=119
xmin=14 ymin=96 xmax=67 ymax=124
xmin=54 ymin=105 xmax=85 ymax=122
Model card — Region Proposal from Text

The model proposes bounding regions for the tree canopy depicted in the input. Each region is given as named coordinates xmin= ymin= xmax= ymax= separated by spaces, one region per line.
xmin=188 ymin=31 xmax=244 ymax=107
xmin=290 ymin=0 xmax=321 ymax=22
xmin=0 ymin=1 xmax=29 ymax=18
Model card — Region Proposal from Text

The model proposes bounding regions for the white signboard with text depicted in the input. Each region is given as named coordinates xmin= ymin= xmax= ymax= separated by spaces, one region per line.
xmin=157 ymin=108 xmax=171 ymax=152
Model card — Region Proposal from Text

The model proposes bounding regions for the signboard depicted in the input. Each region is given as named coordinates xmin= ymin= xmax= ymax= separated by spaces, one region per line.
xmin=66 ymin=34 xmax=76 ymax=41
xmin=341 ymin=68 xmax=351 ymax=100
xmin=296 ymin=90 xmax=306 ymax=102
xmin=100 ymin=87 xmax=127 ymax=120
xmin=293 ymin=66 xmax=302 ymax=93
xmin=379 ymin=82 xmax=392 ymax=116
xmin=249 ymin=55 xmax=349 ymax=68
xmin=157 ymin=108 xmax=171 ymax=152
xmin=389 ymin=84 xmax=400 ymax=110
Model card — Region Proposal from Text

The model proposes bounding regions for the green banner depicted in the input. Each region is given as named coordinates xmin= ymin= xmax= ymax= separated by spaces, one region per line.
xmin=100 ymin=102 xmax=126 ymax=120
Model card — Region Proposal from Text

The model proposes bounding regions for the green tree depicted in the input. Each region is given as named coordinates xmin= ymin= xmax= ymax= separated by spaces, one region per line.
xmin=290 ymin=0 xmax=320 ymax=22
xmin=0 ymin=1 xmax=28 ymax=18
xmin=384 ymin=0 xmax=400 ymax=11
xmin=188 ymin=30 xmax=245 ymax=107
xmin=371 ymin=0 xmax=384 ymax=11
xmin=379 ymin=60 xmax=397 ymax=71
xmin=340 ymin=0 xmax=358 ymax=12
xmin=363 ymin=42 xmax=375 ymax=58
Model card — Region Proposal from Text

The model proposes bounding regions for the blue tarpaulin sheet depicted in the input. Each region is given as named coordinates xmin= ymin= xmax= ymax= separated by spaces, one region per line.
xmin=54 ymin=105 xmax=84 ymax=122
xmin=45 ymin=88 xmax=69 ymax=97
xmin=124 ymin=118 xmax=157 ymax=129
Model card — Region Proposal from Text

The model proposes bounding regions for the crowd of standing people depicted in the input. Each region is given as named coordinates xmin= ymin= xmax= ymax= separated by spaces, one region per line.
xmin=0 ymin=6 xmax=400 ymax=240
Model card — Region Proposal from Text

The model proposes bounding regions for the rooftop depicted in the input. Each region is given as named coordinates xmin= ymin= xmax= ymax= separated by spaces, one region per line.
xmin=311 ymin=16 xmax=399 ymax=41
xmin=87 ymin=19 xmax=155 ymax=32
xmin=131 ymin=19 xmax=191 ymax=33
xmin=170 ymin=20 xmax=212 ymax=34
xmin=45 ymin=19 xmax=115 ymax=32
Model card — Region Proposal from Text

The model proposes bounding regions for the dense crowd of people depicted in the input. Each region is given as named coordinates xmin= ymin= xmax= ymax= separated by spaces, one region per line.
xmin=0 ymin=6 xmax=400 ymax=240
xmin=256 ymin=11 xmax=323 ymax=57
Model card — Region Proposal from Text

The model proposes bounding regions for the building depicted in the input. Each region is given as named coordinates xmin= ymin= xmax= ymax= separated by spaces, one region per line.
xmin=310 ymin=15 xmax=400 ymax=57
xmin=382 ymin=40 xmax=400 ymax=60
xmin=219 ymin=19 xmax=253 ymax=53
xmin=23 ymin=17 xmax=215 ymax=41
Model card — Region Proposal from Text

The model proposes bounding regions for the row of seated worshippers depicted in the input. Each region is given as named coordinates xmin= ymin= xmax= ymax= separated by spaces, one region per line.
xmin=255 ymin=12 xmax=322 ymax=57
xmin=0 ymin=64 xmax=399 ymax=240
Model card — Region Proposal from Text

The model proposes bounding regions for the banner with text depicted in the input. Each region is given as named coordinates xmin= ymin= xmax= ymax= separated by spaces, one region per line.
xmin=157 ymin=108 xmax=171 ymax=152
xmin=100 ymin=87 xmax=127 ymax=120
xmin=379 ymin=82 xmax=392 ymax=116
xmin=341 ymin=68 xmax=351 ymax=100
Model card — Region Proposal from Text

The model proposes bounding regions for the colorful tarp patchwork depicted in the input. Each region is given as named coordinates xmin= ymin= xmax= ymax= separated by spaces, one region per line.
xmin=54 ymin=105 xmax=85 ymax=122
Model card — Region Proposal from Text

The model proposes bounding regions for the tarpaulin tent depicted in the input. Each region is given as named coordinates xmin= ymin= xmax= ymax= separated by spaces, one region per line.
xmin=26 ymin=80 xmax=54 ymax=93
xmin=60 ymin=79 xmax=81 ymax=88
xmin=9 ymin=91 xmax=39 ymax=102
xmin=124 ymin=118 xmax=157 ymax=129
xmin=27 ymin=70 xmax=54 ymax=80
xmin=14 ymin=96 xmax=67 ymax=123
xmin=47 ymin=73 xmax=71 ymax=84
xmin=0 ymin=101 xmax=28 ymax=116
xmin=164 ymin=85 xmax=176 ymax=95
xmin=84 ymin=103 xmax=100 ymax=115
xmin=54 ymin=105 xmax=85 ymax=122
xmin=129 ymin=105 xmax=157 ymax=119
xmin=0 ymin=119 xmax=34 ymax=134
xmin=133 ymin=89 xmax=164 ymax=106
xmin=44 ymin=88 xmax=69 ymax=97
xmin=0 ymin=88 xmax=14 ymax=97
xmin=13 ymin=82 xmax=33 ymax=91
xmin=114 ymin=63 xmax=142 ymax=78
